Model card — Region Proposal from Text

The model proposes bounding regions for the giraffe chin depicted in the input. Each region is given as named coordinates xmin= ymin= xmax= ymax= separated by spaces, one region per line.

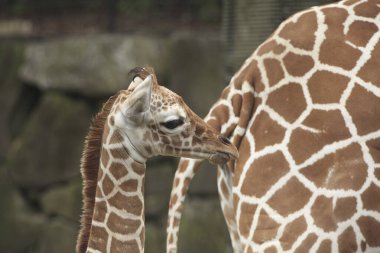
xmin=209 ymin=151 xmax=233 ymax=165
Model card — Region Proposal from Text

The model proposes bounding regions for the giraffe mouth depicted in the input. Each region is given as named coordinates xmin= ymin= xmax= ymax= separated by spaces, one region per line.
xmin=209 ymin=151 xmax=238 ymax=165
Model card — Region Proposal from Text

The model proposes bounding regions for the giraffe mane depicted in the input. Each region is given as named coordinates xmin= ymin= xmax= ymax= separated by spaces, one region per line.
xmin=76 ymin=92 xmax=120 ymax=253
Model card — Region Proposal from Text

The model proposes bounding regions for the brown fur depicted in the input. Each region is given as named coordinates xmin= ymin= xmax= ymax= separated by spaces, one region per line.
xmin=76 ymin=93 xmax=119 ymax=253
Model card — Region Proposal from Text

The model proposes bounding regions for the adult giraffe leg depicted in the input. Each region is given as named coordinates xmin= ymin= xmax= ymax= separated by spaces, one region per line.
xmin=166 ymin=158 xmax=202 ymax=253
xmin=166 ymin=74 xmax=256 ymax=253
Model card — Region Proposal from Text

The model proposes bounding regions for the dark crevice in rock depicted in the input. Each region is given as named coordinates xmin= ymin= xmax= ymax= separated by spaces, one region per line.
xmin=19 ymin=187 xmax=43 ymax=213
xmin=8 ymin=81 xmax=42 ymax=140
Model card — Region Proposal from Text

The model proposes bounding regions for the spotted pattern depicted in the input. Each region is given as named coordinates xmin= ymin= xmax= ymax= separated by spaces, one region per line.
xmin=167 ymin=1 xmax=380 ymax=252
xmin=86 ymin=124 xmax=146 ymax=253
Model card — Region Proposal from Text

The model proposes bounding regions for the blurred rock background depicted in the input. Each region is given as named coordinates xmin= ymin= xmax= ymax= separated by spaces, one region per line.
xmin=0 ymin=0 xmax=333 ymax=252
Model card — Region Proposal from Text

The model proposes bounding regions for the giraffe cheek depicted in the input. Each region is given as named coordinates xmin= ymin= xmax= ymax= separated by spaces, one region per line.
xmin=209 ymin=152 xmax=230 ymax=165
xmin=114 ymin=111 xmax=127 ymax=128
xmin=143 ymin=146 xmax=153 ymax=156
xmin=171 ymin=135 xmax=182 ymax=147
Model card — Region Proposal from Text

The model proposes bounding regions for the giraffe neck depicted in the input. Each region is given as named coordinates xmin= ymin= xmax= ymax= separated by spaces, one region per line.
xmin=86 ymin=125 xmax=147 ymax=253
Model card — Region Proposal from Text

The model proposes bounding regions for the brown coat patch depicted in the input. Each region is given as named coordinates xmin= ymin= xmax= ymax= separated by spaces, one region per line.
xmin=361 ymin=183 xmax=380 ymax=213
xmin=109 ymin=130 xmax=123 ymax=144
xmin=334 ymin=197 xmax=357 ymax=222
xmin=107 ymin=212 xmax=141 ymax=234
xmin=102 ymin=174 xmax=114 ymax=196
xmin=367 ymin=138 xmax=380 ymax=164
xmin=109 ymin=162 xmax=129 ymax=180
xmin=267 ymin=177 xmax=312 ymax=216
xmin=278 ymin=11 xmax=317 ymax=51
xmin=238 ymin=202 xmax=257 ymax=238
xmin=231 ymin=94 xmax=242 ymax=116
xmin=241 ymin=151 xmax=289 ymax=198
xmin=110 ymin=238 xmax=140 ymax=253
xmin=131 ymin=162 xmax=145 ymax=175
xmin=108 ymin=193 xmax=143 ymax=216
xmin=266 ymin=82 xmax=307 ymax=123
xmin=311 ymin=196 xmax=337 ymax=232
xmin=283 ymin=52 xmax=314 ymax=77
xmin=319 ymin=8 xmax=361 ymax=70
xmin=346 ymin=85 xmax=380 ymax=135
xmin=307 ymin=71 xmax=349 ymax=104
xmin=300 ymin=143 xmax=367 ymax=190
xmin=354 ymin=1 xmax=380 ymax=18
xmin=101 ymin=148 xmax=110 ymax=168
xmin=294 ymin=233 xmax=317 ymax=253
xmin=210 ymin=104 xmax=230 ymax=130
xmin=257 ymin=39 xmax=286 ymax=56
xmin=263 ymin=58 xmax=285 ymax=87
xmin=263 ymin=246 xmax=277 ymax=253
xmin=178 ymin=160 xmax=189 ymax=173
xmin=280 ymin=216 xmax=307 ymax=250
xmin=288 ymin=109 xmax=351 ymax=164
xmin=119 ymin=179 xmax=139 ymax=193
xmin=316 ymin=240 xmax=332 ymax=253
xmin=347 ymin=20 xmax=378 ymax=47
xmin=358 ymin=41 xmax=380 ymax=87
xmin=357 ymin=216 xmax=380 ymax=247
xmin=87 ymin=226 xmax=108 ymax=252
xmin=252 ymin=209 xmax=280 ymax=244
xmin=110 ymin=147 xmax=129 ymax=160
xmin=234 ymin=59 xmax=259 ymax=90
xmin=250 ymin=111 xmax=286 ymax=151
xmin=93 ymin=201 xmax=107 ymax=222
xmin=338 ymin=226 xmax=358 ymax=253
xmin=375 ymin=170 xmax=380 ymax=181
xmin=233 ymin=138 xmax=251 ymax=186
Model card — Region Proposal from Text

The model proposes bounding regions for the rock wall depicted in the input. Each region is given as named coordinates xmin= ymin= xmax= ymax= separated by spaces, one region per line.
xmin=0 ymin=34 xmax=231 ymax=253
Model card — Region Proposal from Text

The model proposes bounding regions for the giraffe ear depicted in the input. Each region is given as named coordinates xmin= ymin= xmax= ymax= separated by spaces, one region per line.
xmin=123 ymin=75 xmax=153 ymax=123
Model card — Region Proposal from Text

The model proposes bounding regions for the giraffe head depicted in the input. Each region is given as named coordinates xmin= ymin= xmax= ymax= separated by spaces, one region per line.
xmin=111 ymin=67 xmax=238 ymax=164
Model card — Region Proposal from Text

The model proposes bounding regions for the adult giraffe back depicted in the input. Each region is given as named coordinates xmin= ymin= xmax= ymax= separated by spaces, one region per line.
xmin=167 ymin=0 xmax=380 ymax=252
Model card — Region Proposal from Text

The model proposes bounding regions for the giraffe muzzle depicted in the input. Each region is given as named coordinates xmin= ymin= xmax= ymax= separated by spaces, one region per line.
xmin=208 ymin=136 xmax=239 ymax=165
xmin=209 ymin=151 xmax=231 ymax=165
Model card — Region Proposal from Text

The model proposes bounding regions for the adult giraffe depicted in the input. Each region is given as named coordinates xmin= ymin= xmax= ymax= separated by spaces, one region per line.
xmin=75 ymin=67 xmax=238 ymax=253
xmin=167 ymin=0 xmax=380 ymax=252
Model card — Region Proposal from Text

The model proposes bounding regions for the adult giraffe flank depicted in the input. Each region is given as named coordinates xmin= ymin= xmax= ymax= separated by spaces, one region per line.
xmin=167 ymin=0 xmax=380 ymax=252
xmin=76 ymin=67 xmax=238 ymax=253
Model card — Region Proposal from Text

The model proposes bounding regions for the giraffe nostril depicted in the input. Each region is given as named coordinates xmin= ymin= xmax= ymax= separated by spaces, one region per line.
xmin=219 ymin=135 xmax=231 ymax=145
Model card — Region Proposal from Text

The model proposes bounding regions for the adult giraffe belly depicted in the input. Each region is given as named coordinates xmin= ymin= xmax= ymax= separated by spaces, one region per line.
xmin=230 ymin=79 xmax=380 ymax=253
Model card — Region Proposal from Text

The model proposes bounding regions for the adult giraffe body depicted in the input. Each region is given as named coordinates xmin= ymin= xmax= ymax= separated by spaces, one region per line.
xmin=167 ymin=0 xmax=380 ymax=252
xmin=75 ymin=68 xmax=238 ymax=253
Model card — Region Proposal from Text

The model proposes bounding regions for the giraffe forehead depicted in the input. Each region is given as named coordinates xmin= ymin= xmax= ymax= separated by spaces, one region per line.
xmin=115 ymin=85 xmax=189 ymax=120
xmin=151 ymin=86 xmax=188 ymax=113
xmin=152 ymin=86 xmax=178 ymax=103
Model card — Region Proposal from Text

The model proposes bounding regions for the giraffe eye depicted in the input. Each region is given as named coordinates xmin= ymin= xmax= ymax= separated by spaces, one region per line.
xmin=161 ymin=118 xmax=184 ymax=130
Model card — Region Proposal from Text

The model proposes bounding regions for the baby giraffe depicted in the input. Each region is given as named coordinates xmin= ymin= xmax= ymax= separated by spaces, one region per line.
xmin=76 ymin=67 xmax=238 ymax=253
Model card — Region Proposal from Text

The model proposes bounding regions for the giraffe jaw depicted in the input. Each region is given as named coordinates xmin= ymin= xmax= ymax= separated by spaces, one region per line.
xmin=175 ymin=147 xmax=238 ymax=165
xmin=209 ymin=152 xmax=231 ymax=165
xmin=209 ymin=149 xmax=239 ymax=165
